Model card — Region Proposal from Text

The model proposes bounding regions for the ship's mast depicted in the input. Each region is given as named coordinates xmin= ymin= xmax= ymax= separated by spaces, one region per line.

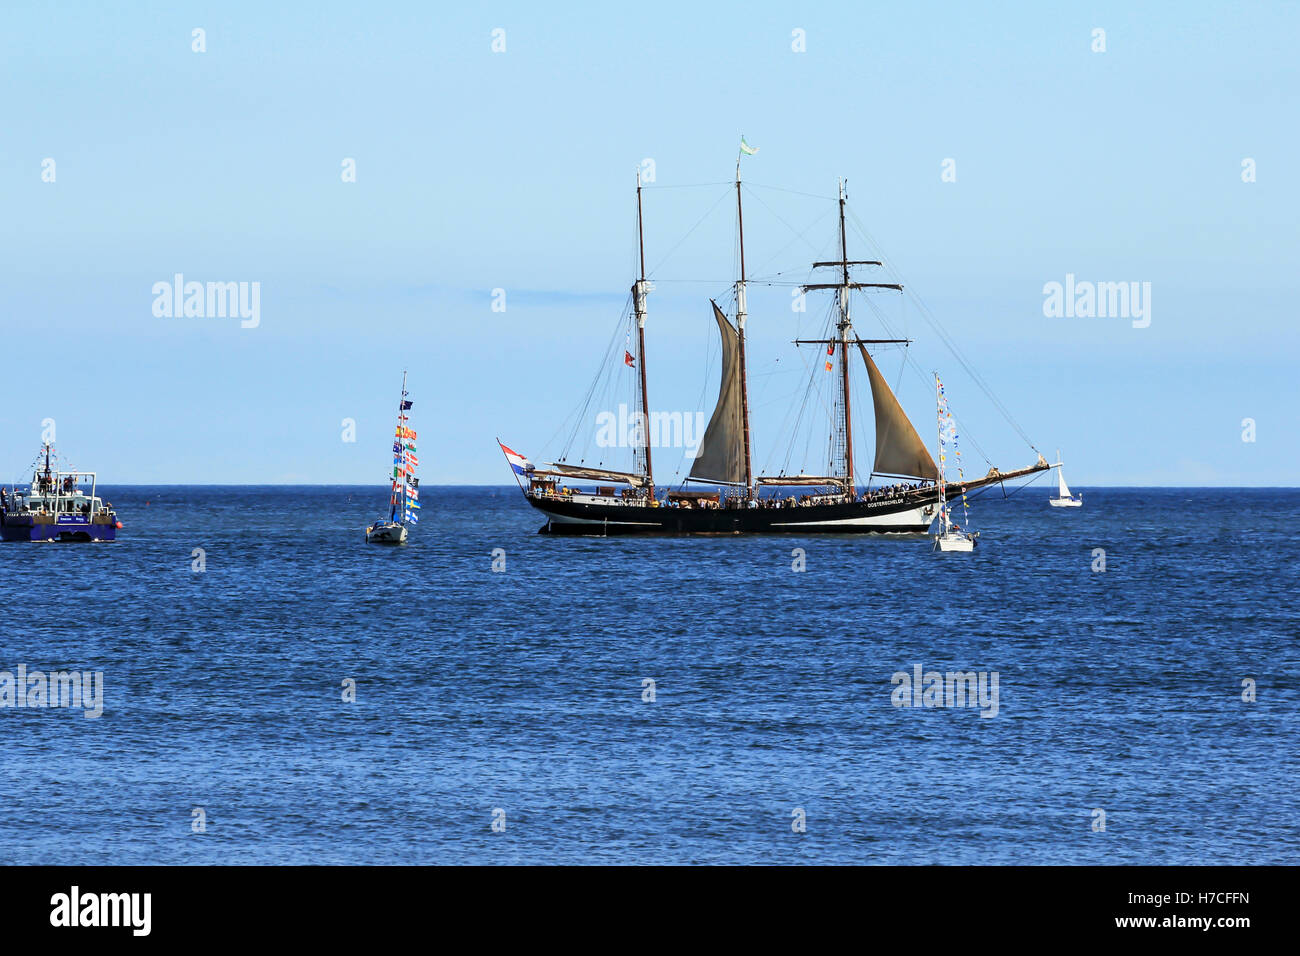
xmin=735 ymin=159 xmax=754 ymax=499
xmin=633 ymin=170 xmax=654 ymax=496
xmin=836 ymin=181 xmax=855 ymax=497
xmin=799 ymin=183 xmax=905 ymax=496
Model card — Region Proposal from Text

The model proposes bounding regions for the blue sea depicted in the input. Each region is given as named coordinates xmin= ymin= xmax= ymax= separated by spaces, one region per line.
xmin=1 ymin=486 xmax=1296 ymax=865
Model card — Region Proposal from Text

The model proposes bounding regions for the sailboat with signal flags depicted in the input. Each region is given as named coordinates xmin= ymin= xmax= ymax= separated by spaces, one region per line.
xmin=499 ymin=145 xmax=1049 ymax=535
xmin=366 ymin=371 xmax=420 ymax=544
xmin=933 ymin=373 xmax=978 ymax=552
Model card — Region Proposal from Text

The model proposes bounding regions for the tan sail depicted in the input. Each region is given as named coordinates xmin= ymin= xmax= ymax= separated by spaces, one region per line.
xmin=537 ymin=463 xmax=648 ymax=488
xmin=756 ymin=475 xmax=847 ymax=487
xmin=688 ymin=302 xmax=746 ymax=485
xmin=858 ymin=344 xmax=939 ymax=480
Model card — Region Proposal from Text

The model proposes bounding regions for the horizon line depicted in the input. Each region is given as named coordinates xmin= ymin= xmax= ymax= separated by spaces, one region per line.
xmin=40 ymin=482 xmax=1300 ymax=490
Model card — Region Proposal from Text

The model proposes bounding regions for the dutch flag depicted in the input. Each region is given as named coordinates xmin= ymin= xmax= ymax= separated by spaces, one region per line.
xmin=498 ymin=440 xmax=533 ymax=476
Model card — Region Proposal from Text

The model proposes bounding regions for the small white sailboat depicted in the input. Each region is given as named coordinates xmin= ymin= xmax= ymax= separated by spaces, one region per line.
xmin=1049 ymin=451 xmax=1082 ymax=508
xmin=935 ymin=506 xmax=975 ymax=551
xmin=366 ymin=371 xmax=421 ymax=544
xmin=932 ymin=373 xmax=978 ymax=553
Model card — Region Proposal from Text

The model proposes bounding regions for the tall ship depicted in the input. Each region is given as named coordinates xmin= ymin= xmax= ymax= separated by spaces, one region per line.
xmin=502 ymin=155 xmax=1048 ymax=535
xmin=1 ymin=444 xmax=121 ymax=542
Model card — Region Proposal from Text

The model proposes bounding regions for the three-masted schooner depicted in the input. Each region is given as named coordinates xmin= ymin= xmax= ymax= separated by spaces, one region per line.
xmin=501 ymin=158 xmax=1048 ymax=535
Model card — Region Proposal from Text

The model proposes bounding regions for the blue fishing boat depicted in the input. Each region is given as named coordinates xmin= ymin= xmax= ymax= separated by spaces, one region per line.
xmin=0 ymin=444 xmax=121 ymax=542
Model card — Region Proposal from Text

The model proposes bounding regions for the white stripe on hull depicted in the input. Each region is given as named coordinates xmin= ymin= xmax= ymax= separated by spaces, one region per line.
xmin=770 ymin=504 xmax=934 ymax=529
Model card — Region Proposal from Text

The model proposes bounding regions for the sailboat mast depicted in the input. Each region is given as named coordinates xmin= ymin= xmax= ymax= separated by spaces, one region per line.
xmin=634 ymin=171 xmax=654 ymax=495
xmin=393 ymin=369 xmax=407 ymax=522
xmin=935 ymin=372 xmax=947 ymax=530
xmin=837 ymin=182 xmax=855 ymax=496
xmin=735 ymin=162 xmax=754 ymax=499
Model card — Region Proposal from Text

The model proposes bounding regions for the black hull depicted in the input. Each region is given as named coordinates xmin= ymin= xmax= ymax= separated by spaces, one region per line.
xmin=526 ymin=492 xmax=937 ymax=536
xmin=519 ymin=462 xmax=1048 ymax=536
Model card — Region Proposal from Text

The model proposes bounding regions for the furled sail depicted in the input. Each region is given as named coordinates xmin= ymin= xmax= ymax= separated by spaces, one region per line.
xmin=688 ymin=301 xmax=746 ymax=485
xmin=756 ymin=475 xmax=847 ymax=487
xmin=539 ymin=463 xmax=648 ymax=488
xmin=858 ymin=344 xmax=939 ymax=480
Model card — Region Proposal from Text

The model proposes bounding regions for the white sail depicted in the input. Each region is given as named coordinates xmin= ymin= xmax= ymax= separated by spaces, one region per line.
xmin=1049 ymin=451 xmax=1081 ymax=507
xmin=1057 ymin=467 xmax=1071 ymax=499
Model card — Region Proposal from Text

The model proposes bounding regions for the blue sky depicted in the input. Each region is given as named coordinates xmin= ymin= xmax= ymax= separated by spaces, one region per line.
xmin=2 ymin=1 xmax=1295 ymax=485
